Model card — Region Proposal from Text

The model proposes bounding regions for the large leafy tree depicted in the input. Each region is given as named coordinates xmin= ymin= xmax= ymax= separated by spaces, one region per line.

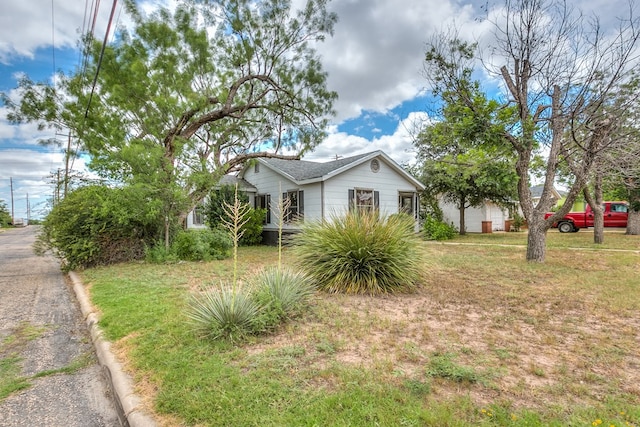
xmin=415 ymin=76 xmax=518 ymax=234
xmin=3 ymin=0 xmax=337 ymax=245
xmin=424 ymin=1 xmax=640 ymax=261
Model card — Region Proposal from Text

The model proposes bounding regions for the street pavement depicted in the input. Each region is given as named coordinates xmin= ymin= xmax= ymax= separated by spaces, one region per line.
xmin=0 ymin=226 xmax=120 ymax=427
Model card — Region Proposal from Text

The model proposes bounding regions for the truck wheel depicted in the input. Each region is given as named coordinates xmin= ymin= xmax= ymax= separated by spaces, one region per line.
xmin=558 ymin=222 xmax=574 ymax=233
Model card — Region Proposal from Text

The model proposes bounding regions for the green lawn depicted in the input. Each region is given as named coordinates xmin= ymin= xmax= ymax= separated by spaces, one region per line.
xmin=80 ymin=233 xmax=640 ymax=426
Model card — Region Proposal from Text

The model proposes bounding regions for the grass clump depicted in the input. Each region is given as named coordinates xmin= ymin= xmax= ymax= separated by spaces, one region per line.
xmin=427 ymin=352 xmax=482 ymax=384
xmin=188 ymin=268 xmax=315 ymax=339
xmin=293 ymin=210 xmax=423 ymax=294
xmin=251 ymin=267 xmax=316 ymax=331
xmin=0 ymin=356 xmax=30 ymax=400
xmin=187 ymin=285 xmax=261 ymax=341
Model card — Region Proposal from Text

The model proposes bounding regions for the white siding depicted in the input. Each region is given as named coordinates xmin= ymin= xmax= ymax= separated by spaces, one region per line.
xmin=243 ymin=164 xmax=309 ymax=231
xmin=440 ymin=199 xmax=509 ymax=233
xmin=185 ymin=209 xmax=208 ymax=229
xmin=323 ymin=158 xmax=417 ymax=218
xmin=240 ymin=154 xmax=423 ymax=230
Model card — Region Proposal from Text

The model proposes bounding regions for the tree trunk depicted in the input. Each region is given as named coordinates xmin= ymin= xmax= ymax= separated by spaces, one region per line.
xmin=458 ymin=195 xmax=466 ymax=235
xmin=165 ymin=215 xmax=170 ymax=249
xmin=584 ymin=176 xmax=604 ymax=244
xmin=626 ymin=184 xmax=640 ymax=235
xmin=626 ymin=209 xmax=640 ymax=235
xmin=458 ymin=205 xmax=466 ymax=235
xmin=526 ymin=216 xmax=548 ymax=262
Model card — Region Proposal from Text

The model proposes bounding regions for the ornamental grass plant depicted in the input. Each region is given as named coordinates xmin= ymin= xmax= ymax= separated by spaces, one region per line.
xmin=186 ymin=285 xmax=261 ymax=341
xmin=292 ymin=210 xmax=424 ymax=295
xmin=250 ymin=267 xmax=316 ymax=330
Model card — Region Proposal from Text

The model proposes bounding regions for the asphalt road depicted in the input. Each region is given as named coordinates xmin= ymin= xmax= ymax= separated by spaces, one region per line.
xmin=0 ymin=226 xmax=120 ymax=427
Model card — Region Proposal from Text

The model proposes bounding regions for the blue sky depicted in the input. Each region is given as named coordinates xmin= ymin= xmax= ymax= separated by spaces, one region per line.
xmin=0 ymin=0 xmax=620 ymax=220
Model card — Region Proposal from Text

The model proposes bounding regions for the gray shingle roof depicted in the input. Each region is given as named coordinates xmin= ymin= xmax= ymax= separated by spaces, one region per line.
xmin=261 ymin=151 xmax=375 ymax=181
xmin=218 ymin=175 xmax=258 ymax=192
xmin=530 ymin=185 xmax=564 ymax=198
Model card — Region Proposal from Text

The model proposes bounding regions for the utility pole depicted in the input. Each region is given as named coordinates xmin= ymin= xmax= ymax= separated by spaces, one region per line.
xmin=55 ymin=169 xmax=61 ymax=205
xmin=64 ymin=133 xmax=71 ymax=198
xmin=10 ymin=177 xmax=14 ymax=224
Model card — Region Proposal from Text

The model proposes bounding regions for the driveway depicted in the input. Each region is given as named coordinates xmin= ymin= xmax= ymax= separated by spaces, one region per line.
xmin=0 ymin=226 xmax=120 ymax=427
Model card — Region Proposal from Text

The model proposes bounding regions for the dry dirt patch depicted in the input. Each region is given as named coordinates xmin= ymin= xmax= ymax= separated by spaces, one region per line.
xmin=244 ymin=278 xmax=640 ymax=412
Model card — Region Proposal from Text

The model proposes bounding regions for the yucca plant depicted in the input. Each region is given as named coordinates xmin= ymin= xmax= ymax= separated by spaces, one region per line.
xmin=251 ymin=267 xmax=316 ymax=317
xmin=187 ymin=285 xmax=262 ymax=341
xmin=292 ymin=210 xmax=424 ymax=295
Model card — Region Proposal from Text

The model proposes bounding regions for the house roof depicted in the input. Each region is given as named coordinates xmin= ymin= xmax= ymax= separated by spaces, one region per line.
xmin=254 ymin=150 xmax=425 ymax=190
xmin=530 ymin=185 xmax=562 ymax=199
xmin=218 ymin=175 xmax=258 ymax=192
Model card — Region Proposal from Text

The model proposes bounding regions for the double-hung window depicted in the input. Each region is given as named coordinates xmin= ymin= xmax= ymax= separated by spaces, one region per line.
xmin=192 ymin=204 xmax=205 ymax=226
xmin=349 ymin=188 xmax=379 ymax=213
xmin=283 ymin=190 xmax=304 ymax=222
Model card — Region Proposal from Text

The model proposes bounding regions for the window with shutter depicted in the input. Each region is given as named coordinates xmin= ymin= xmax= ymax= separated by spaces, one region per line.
xmin=284 ymin=190 xmax=304 ymax=222
xmin=349 ymin=188 xmax=377 ymax=213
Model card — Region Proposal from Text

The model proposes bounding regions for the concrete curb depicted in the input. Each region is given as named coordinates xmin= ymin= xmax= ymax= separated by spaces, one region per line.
xmin=69 ymin=271 xmax=157 ymax=427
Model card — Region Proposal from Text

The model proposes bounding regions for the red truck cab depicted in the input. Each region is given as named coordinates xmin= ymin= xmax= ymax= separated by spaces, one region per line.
xmin=545 ymin=202 xmax=628 ymax=233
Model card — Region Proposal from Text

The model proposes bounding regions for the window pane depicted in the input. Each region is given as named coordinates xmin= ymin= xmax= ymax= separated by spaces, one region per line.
xmin=285 ymin=190 xmax=300 ymax=222
xmin=355 ymin=189 xmax=374 ymax=212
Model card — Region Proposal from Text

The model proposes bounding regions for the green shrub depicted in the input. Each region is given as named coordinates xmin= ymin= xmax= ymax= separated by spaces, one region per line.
xmin=422 ymin=215 xmax=457 ymax=240
xmin=511 ymin=212 xmax=525 ymax=232
xmin=172 ymin=229 xmax=232 ymax=261
xmin=187 ymin=286 xmax=261 ymax=341
xmin=238 ymin=208 xmax=266 ymax=245
xmin=205 ymin=184 xmax=265 ymax=246
xmin=250 ymin=267 xmax=316 ymax=331
xmin=292 ymin=210 xmax=423 ymax=295
xmin=38 ymin=185 xmax=163 ymax=270
xmin=145 ymin=241 xmax=180 ymax=263
xmin=188 ymin=268 xmax=315 ymax=340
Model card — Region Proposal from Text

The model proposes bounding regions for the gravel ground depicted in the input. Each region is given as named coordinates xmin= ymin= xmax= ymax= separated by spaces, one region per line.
xmin=0 ymin=226 xmax=120 ymax=427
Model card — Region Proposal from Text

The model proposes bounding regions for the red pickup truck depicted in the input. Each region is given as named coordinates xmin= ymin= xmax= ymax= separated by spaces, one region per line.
xmin=545 ymin=202 xmax=628 ymax=233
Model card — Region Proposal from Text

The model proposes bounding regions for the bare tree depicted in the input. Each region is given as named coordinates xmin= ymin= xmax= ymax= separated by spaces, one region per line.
xmin=603 ymin=134 xmax=640 ymax=235
xmin=424 ymin=0 xmax=640 ymax=261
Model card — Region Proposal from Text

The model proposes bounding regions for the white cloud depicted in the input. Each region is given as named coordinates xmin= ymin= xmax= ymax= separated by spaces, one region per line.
xmin=305 ymin=111 xmax=429 ymax=165
xmin=317 ymin=0 xmax=487 ymax=123
xmin=0 ymin=1 xmax=124 ymax=64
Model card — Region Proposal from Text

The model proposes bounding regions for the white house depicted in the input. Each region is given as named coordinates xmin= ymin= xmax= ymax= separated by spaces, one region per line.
xmin=187 ymin=150 xmax=425 ymax=243
xmin=184 ymin=175 xmax=258 ymax=229
xmin=439 ymin=199 xmax=511 ymax=233
xmin=440 ymin=185 xmax=565 ymax=233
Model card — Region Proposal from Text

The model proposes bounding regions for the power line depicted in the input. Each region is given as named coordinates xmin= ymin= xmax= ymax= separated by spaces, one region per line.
xmin=51 ymin=0 xmax=56 ymax=88
xmin=84 ymin=0 xmax=118 ymax=119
